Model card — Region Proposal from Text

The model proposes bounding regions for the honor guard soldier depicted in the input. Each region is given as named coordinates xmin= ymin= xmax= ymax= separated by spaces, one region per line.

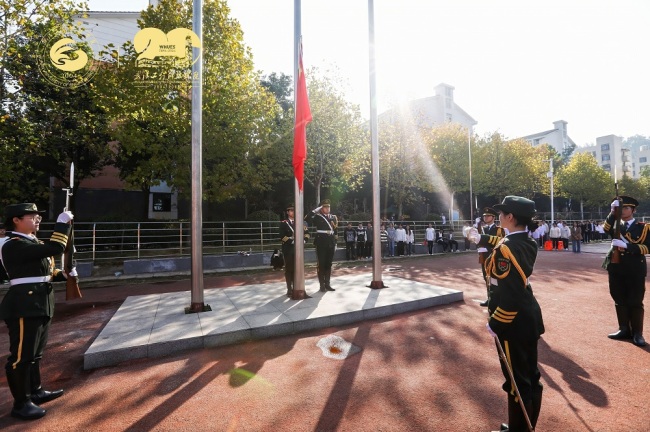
xmin=478 ymin=207 xmax=506 ymax=306
xmin=469 ymin=196 xmax=545 ymax=432
xmin=279 ymin=204 xmax=309 ymax=298
xmin=305 ymin=199 xmax=338 ymax=292
xmin=0 ymin=203 xmax=74 ymax=420
xmin=603 ymin=195 xmax=647 ymax=347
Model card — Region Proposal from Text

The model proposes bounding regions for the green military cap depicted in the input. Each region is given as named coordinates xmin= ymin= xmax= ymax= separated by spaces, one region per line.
xmin=493 ymin=196 xmax=536 ymax=218
xmin=320 ymin=199 xmax=331 ymax=207
xmin=482 ymin=207 xmax=498 ymax=217
xmin=286 ymin=204 xmax=295 ymax=211
xmin=4 ymin=203 xmax=45 ymax=219
xmin=614 ymin=195 xmax=639 ymax=207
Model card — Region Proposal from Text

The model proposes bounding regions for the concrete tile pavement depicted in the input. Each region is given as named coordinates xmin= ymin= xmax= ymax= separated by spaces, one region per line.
xmin=84 ymin=273 xmax=463 ymax=370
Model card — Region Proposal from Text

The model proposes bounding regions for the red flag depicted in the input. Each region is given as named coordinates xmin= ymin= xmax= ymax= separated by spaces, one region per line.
xmin=293 ymin=43 xmax=312 ymax=191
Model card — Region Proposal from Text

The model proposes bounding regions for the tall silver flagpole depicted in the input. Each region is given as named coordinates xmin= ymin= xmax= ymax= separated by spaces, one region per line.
xmin=368 ymin=0 xmax=385 ymax=289
xmin=188 ymin=0 xmax=207 ymax=313
xmin=292 ymin=0 xmax=307 ymax=299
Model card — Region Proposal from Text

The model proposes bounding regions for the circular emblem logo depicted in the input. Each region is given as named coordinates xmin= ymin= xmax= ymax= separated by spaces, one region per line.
xmin=36 ymin=30 xmax=99 ymax=88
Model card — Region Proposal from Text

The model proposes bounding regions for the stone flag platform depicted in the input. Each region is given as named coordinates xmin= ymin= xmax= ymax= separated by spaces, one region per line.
xmin=83 ymin=274 xmax=463 ymax=370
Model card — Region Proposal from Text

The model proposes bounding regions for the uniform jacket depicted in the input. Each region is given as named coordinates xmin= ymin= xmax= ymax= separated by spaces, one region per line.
xmin=0 ymin=222 xmax=70 ymax=319
xmin=483 ymin=232 xmax=545 ymax=341
xmin=305 ymin=211 xmax=338 ymax=245
xmin=603 ymin=214 xmax=650 ymax=273
xmin=279 ymin=219 xmax=309 ymax=252
xmin=481 ymin=224 xmax=506 ymax=252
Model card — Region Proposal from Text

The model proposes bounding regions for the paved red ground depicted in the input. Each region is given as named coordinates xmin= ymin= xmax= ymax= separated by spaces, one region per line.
xmin=0 ymin=251 xmax=648 ymax=431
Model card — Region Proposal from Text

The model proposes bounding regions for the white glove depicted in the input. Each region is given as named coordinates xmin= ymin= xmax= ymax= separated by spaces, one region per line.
xmin=468 ymin=227 xmax=481 ymax=244
xmin=611 ymin=239 xmax=628 ymax=249
xmin=486 ymin=323 xmax=497 ymax=338
xmin=57 ymin=211 xmax=74 ymax=223
xmin=610 ymin=199 xmax=619 ymax=212
xmin=313 ymin=206 xmax=322 ymax=213
xmin=62 ymin=267 xmax=77 ymax=279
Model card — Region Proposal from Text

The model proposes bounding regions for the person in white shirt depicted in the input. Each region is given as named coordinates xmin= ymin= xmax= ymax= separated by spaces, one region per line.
xmin=549 ymin=222 xmax=561 ymax=250
xmin=425 ymin=223 xmax=436 ymax=255
xmin=560 ymin=224 xmax=571 ymax=251
xmin=395 ymin=224 xmax=406 ymax=256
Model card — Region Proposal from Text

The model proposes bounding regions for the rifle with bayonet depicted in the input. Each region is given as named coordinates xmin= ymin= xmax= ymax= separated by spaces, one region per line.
xmin=611 ymin=175 xmax=622 ymax=264
xmin=63 ymin=163 xmax=82 ymax=300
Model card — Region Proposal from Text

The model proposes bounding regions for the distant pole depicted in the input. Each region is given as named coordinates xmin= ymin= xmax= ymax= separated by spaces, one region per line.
xmin=188 ymin=0 xmax=206 ymax=313
xmin=368 ymin=0 xmax=384 ymax=289
xmin=468 ymin=126 xmax=473 ymax=222
xmin=292 ymin=0 xmax=307 ymax=298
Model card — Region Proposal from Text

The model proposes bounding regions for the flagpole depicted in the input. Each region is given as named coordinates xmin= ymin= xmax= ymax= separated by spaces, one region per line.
xmin=188 ymin=0 xmax=207 ymax=313
xmin=292 ymin=0 xmax=307 ymax=299
xmin=368 ymin=0 xmax=385 ymax=289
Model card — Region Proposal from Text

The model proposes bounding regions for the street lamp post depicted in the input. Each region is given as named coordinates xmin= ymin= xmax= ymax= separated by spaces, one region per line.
xmin=544 ymin=159 xmax=554 ymax=225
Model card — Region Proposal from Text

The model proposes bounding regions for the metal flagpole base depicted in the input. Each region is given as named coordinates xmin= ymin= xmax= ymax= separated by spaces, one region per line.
xmin=368 ymin=281 xmax=387 ymax=289
xmin=185 ymin=303 xmax=212 ymax=314
xmin=291 ymin=290 xmax=312 ymax=300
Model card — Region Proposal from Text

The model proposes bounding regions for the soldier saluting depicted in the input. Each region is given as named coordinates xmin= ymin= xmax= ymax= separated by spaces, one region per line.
xmin=0 ymin=203 xmax=75 ymax=420
xmin=305 ymin=199 xmax=338 ymax=292
xmin=603 ymin=195 xmax=647 ymax=347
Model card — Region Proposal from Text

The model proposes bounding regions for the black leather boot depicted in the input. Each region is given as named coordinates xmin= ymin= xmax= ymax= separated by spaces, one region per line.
xmin=30 ymin=360 xmax=64 ymax=405
xmin=285 ymin=274 xmax=293 ymax=297
xmin=325 ymin=270 xmax=335 ymax=291
xmin=630 ymin=308 xmax=647 ymax=347
xmin=608 ymin=305 xmax=632 ymax=340
xmin=506 ymin=395 xmax=533 ymax=432
xmin=318 ymin=272 xmax=327 ymax=292
xmin=6 ymin=365 xmax=46 ymax=420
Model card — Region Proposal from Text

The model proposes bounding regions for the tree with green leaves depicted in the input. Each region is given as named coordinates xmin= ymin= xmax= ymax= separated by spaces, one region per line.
xmin=1 ymin=1 xmax=112 ymax=210
xmin=555 ymin=152 xmax=612 ymax=218
xmin=98 ymin=0 xmax=280 ymax=214
xmin=472 ymin=133 xmax=549 ymax=201
xmin=303 ymin=67 xmax=368 ymax=207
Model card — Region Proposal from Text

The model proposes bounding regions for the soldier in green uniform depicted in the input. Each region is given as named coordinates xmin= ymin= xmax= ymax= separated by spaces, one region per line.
xmin=603 ymin=195 xmax=647 ymax=347
xmin=0 ymin=203 xmax=74 ymax=420
xmin=305 ymin=199 xmax=338 ymax=292
xmin=279 ymin=204 xmax=309 ymax=298
xmin=478 ymin=207 xmax=507 ymax=306
xmin=469 ymin=196 xmax=544 ymax=432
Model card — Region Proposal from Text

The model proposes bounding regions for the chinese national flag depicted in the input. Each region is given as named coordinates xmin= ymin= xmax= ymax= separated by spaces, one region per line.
xmin=293 ymin=43 xmax=312 ymax=191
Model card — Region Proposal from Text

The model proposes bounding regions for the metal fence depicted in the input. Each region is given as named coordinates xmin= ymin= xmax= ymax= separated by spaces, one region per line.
xmin=33 ymin=220 xmax=470 ymax=264
xmin=35 ymin=216 xmax=647 ymax=264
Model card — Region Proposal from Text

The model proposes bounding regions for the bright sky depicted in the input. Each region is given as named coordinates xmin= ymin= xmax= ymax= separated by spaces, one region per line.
xmin=87 ymin=0 xmax=650 ymax=147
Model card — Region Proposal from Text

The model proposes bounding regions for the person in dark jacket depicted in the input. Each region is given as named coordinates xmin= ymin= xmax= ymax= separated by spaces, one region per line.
xmin=279 ymin=204 xmax=309 ymax=298
xmin=469 ymin=196 xmax=544 ymax=432
xmin=0 ymin=203 xmax=74 ymax=420
xmin=603 ymin=195 xmax=647 ymax=347
xmin=478 ymin=207 xmax=507 ymax=306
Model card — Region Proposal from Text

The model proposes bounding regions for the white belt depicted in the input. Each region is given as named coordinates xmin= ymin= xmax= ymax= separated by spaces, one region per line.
xmin=316 ymin=230 xmax=334 ymax=235
xmin=9 ymin=276 xmax=51 ymax=286
xmin=490 ymin=277 xmax=498 ymax=286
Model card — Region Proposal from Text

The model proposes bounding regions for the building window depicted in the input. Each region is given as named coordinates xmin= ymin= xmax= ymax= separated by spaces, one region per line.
xmin=601 ymin=143 xmax=610 ymax=151
xmin=602 ymin=154 xmax=610 ymax=161
xmin=533 ymin=139 xmax=540 ymax=146
xmin=153 ymin=193 xmax=172 ymax=212
xmin=445 ymin=113 xmax=452 ymax=122
xmin=602 ymin=164 xmax=611 ymax=171
xmin=592 ymin=152 xmax=596 ymax=157
xmin=640 ymin=157 xmax=647 ymax=163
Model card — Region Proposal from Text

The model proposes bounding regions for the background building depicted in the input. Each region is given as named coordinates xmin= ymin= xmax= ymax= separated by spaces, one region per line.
xmin=522 ymin=120 xmax=576 ymax=155
xmin=379 ymin=83 xmax=477 ymax=130
xmin=575 ymin=135 xmax=634 ymax=178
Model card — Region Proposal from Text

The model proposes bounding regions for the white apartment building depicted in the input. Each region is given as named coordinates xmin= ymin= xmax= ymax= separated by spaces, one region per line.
xmin=574 ymin=135 xmax=634 ymax=178
xmin=521 ymin=120 xmax=577 ymax=155
xmin=379 ymin=83 xmax=477 ymax=131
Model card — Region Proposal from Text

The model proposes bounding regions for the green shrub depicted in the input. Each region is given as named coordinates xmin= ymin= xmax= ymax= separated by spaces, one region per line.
xmin=246 ymin=210 xmax=281 ymax=221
